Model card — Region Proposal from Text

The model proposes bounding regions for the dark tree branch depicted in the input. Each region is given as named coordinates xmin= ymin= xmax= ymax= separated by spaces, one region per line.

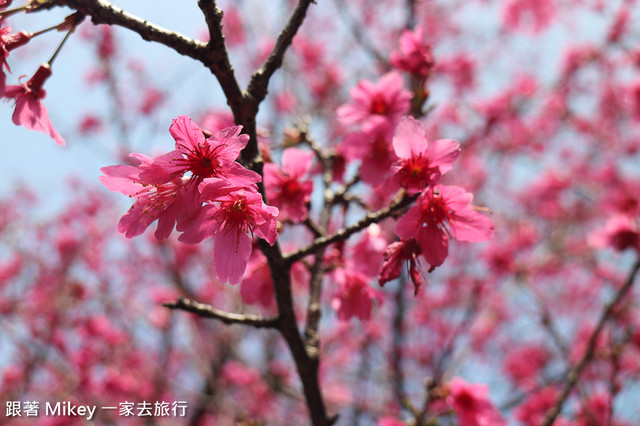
xmin=284 ymin=192 xmax=418 ymax=265
xmin=51 ymin=0 xmax=207 ymax=58
xmin=541 ymin=259 xmax=640 ymax=426
xmin=247 ymin=0 xmax=316 ymax=104
xmin=163 ymin=297 xmax=279 ymax=328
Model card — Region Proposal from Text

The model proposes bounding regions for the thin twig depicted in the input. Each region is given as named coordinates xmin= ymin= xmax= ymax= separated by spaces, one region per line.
xmin=541 ymin=259 xmax=640 ymax=426
xmin=284 ymin=192 xmax=418 ymax=265
xmin=163 ymin=297 xmax=279 ymax=328
xmin=247 ymin=0 xmax=316 ymax=104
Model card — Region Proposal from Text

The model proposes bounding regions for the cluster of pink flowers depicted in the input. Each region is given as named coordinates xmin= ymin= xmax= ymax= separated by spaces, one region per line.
xmin=100 ymin=116 xmax=279 ymax=284
xmin=338 ymin=70 xmax=494 ymax=294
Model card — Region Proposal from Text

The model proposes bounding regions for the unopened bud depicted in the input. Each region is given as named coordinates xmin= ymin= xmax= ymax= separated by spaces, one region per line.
xmin=0 ymin=0 xmax=13 ymax=9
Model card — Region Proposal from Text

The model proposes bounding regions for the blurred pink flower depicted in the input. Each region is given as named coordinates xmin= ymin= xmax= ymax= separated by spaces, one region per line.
xmin=264 ymin=148 xmax=314 ymax=223
xmin=337 ymin=72 xmax=411 ymax=131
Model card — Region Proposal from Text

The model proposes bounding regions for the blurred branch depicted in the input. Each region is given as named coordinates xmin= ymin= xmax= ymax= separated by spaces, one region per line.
xmin=541 ymin=259 xmax=640 ymax=426
xmin=163 ymin=297 xmax=279 ymax=328
xmin=247 ymin=0 xmax=316 ymax=104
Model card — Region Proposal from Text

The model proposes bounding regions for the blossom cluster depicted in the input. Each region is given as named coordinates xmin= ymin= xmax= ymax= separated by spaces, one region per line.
xmin=100 ymin=116 xmax=278 ymax=284
xmin=338 ymin=68 xmax=494 ymax=295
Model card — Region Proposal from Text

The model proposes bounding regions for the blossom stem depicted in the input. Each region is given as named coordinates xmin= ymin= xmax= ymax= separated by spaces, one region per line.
xmin=32 ymin=24 xmax=59 ymax=38
xmin=47 ymin=25 xmax=74 ymax=66
xmin=0 ymin=6 xmax=25 ymax=18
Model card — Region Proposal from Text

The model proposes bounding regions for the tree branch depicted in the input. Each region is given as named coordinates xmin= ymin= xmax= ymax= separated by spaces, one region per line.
xmin=52 ymin=0 xmax=207 ymax=59
xmin=163 ymin=297 xmax=279 ymax=328
xmin=541 ymin=258 xmax=640 ymax=426
xmin=284 ymin=192 xmax=418 ymax=265
xmin=247 ymin=0 xmax=316 ymax=104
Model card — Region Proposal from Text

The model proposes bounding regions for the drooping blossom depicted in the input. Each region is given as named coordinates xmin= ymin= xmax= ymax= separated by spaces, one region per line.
xmin=100 ymin=153 xmax=185 ymax=239
xmin=263 ymin=148 xmax=314 ymax=223
xmin=390 ymin=26 xmax=435 ymax=78
xmin=446 ymin=377 xmax=506 ymax=426
xmin=337 ymin=71 xmax=411 ymax=131
xmin=341 ymin=116 xmax=397 ymax=186
xmin=395 ymin=185 xmax=494 ymax=269
xmin=138 ymin=116 xmax=261 ymax=224
xmin=588 ymin=214 xmax=640 ymax=252
xmin=179 ymin=179 xmax=278 ymax=284
xmin=4 ymin=64 xmax=65 ymax=145
xmin=392 ymin=116 xmax=460 ymax=194
xmin=1 ymin=27 xmax=31 ymax=96
xmin=331 ymin=268 xmax=384 ymax=321
xmin=378 ymin=238 xmax=424 ymax=294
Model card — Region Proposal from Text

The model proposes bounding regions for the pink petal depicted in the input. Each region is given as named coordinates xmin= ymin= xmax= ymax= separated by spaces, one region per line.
xmin=450 ymin=209 xmax=494 ymax=242
xmin=170 ymin=115 xmax=205 ymax=153
xmin=428 ymin=138 xmax=460 ymax=175
xmin=99 ymin=164 xmax=142 ymax=196
xmin=214 ymin=228 xmax=252 ymax=284
xmin=419 ymin=225 xmax=449 ymax=267
xmin=177 ymin=204 xmax=219 ymax=244
xmin=282 ymin=148 xmax=313 ymax=178
xmin=392 ymin=116 xmax=426 ymax=159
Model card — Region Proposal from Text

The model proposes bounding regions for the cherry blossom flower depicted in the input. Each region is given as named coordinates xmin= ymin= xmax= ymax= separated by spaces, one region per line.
xmin=263 ymin=148 xmax=314 ymax=223
xmin=179 ymin=179 xmax=278 ymax=284
xmin=4 ymin=64 xmax=65 ymax=145
xmin=341 ymin=117 xmax=397 ymax=186
xmin=588 ymin=214 xmax=640 ymax=252
xmin=392 ymin=116 xmax=460 ymax=194
xmin=446 ymin=377 xmax=506 ymax=426
xmin=138 ymin=116 xmax=261 ymax=224
xmin=331 ymin=268 xmax=384 ymax=321
xmin=1 ymin=26 xmax=32 ymax=96
xmin=395 ymin=185 xmax=494 ymax=269
xmin=337 ymin=72 xmax=411 ymax=131
xmin=378 ymin=238 xmax=424 ymax=294
xmin=390 ymin=26 xmax=435 ymax=78
xmin=100 ymin=153 xmax=185 ymax=239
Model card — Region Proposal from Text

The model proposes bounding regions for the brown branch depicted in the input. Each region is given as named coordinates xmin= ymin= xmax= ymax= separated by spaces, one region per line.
xmin=196 ymin=0 xmax=244 ymax=110
xmin=247 ymin=0 xmax=316 ymax=104
xmin=51 ymin=0 xmax=207 ymax=59
xmin=163 ymin=297 xmax=279 ymax=328
xmin=541 ymin=259 xmax=640 ymax=426
xmin=284 ymin=192 xmax=418 ymax=265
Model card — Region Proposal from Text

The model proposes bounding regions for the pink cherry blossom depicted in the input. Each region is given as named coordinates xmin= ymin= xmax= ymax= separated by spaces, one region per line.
xmin=390 ymin=26 xmax=435 ymax=78
xmin=378 ymin=238 xmax=424 ymax=294
xmin=588 ymin=214 xmax=640 ymax=252
xmin=4 ymin=64 xmax=65 ymax=145
xmin=331 ymin=268 xmax=384 ymax=321
xmin=1 ymin=27 xmax=31 ymax=96
xmin=138 ymin=116 xmax=261 ymax=224
xmin=337 ymin=72 xmax=411 ymax=131
xmin=341 ymin=117 xmax=397 ymax=186
xmin=263 ymin=148 xmax=314 ymax=223
xmin=395 ymin=185 xmax=494 ymax=268
xmin=392 ymin=116 xmax=460 ymax=194
xmin=179 ymin=179 xmax=278 ymax=284
xmin=100 ymin=153 xmax=185 ymax=239
xmin=446 ymin=377 xmax=506 ymax=426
